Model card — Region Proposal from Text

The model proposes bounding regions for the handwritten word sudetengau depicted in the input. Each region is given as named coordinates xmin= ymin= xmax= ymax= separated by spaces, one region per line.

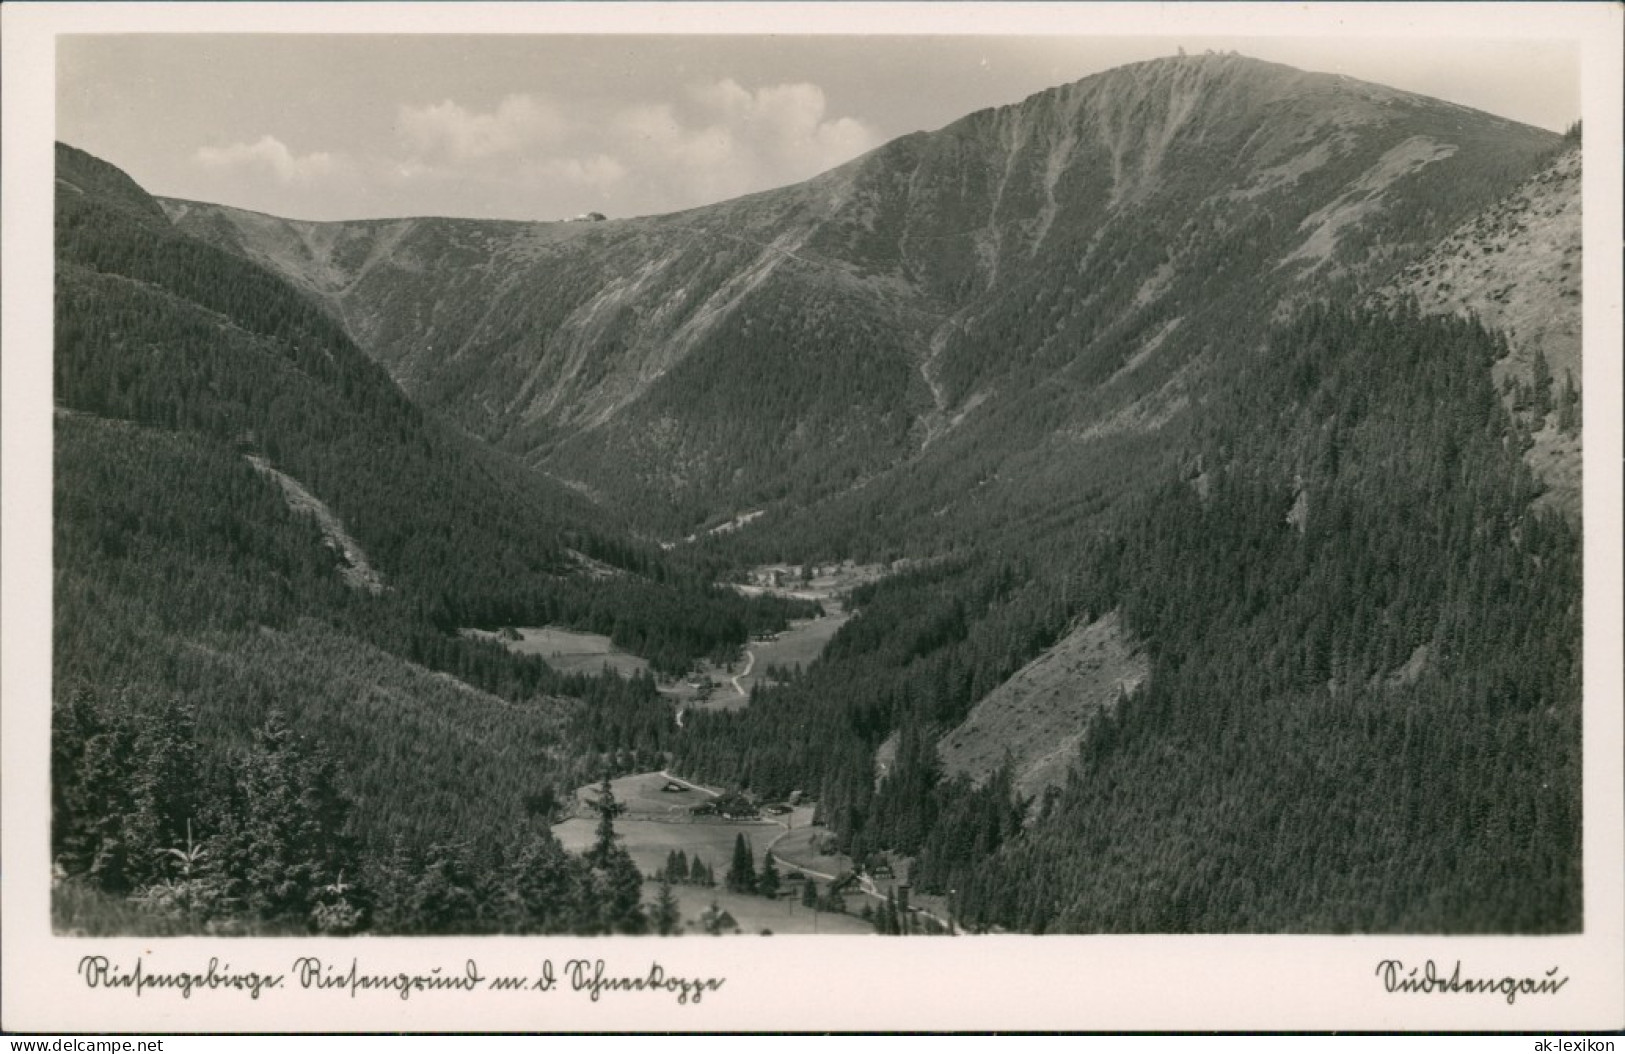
xmin=1375 ymin=959 xmax=1569 ymax=1005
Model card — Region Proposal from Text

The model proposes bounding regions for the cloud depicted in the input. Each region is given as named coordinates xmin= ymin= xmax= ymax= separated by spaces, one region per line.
xmin=397 ymin=94 xmax=566 ymax=161
xmin=187 ymin=81 xmax=880 ymax=220
xmin=616 ymin=103 xmax=683 ymax=148
xmin=521 ymin=153 xmax=628 ymax=188
xmin=380 ymin=81 xmax=878 ymax=216
xmin=605 ymin=80 xmax=882 ymax=210
xmin=689 ymin=79 xmax=880 ymax=172
xmin=194 ymin=135 xmax=339 ymax=184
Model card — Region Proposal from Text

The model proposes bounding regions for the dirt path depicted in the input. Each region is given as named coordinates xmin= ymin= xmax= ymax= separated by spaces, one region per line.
xmin=657 ymin=770 xmax=720 ymax=798
xmin=730 ymin=648 xmax=756 ymax=697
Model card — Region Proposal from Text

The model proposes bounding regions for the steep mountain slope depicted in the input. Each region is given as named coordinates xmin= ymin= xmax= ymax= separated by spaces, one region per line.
xmin=52 ymin=144 xmax=822 ymax=933
xmin=648 ymin=63 xmax=1581 ymax=931
xmin=1380 ymin=145 xmax=1580 ymax=386
xmin=1374 ymin=144 xmax=1582 ymax=516
xmin=165 ymin=54 xmax=1561 ymax=536
xmin=909 ymin=129 xmax=1585 ymax=821
xmin=57 ymin=143 xmax=802 ymax=668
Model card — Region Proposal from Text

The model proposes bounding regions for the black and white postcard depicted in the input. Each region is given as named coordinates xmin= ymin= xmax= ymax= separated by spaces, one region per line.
xmin=3 ymin=1 xmax=1621 ymax=1035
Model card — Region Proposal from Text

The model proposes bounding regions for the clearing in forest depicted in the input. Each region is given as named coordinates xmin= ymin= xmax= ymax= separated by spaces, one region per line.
xmin=465 ymin=625 xmax=650 ymax=677
xmin=553 ymin=815 xmax=778 ymax=879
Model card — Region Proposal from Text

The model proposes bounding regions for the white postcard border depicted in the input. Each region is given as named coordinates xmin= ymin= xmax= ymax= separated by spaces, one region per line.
xmin=4 ymin=2 xmax=1621 ymax=1035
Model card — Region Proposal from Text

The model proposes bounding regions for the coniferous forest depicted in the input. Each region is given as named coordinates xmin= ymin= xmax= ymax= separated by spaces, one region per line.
xmin=51 ymin=144 xmax=796 ymax=934
xmin=672 ymin=306 xmax=1580 ymax=933
xmin=46 ymin=50 xmax=1585 ymax=939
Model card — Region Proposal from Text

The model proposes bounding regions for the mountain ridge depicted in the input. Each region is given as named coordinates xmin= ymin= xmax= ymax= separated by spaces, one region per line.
xmin=158 ymin=53 xmax=1561 ymax=538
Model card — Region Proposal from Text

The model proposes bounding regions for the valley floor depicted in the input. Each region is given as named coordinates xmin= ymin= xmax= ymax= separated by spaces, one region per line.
xmin=463 ymin=625 xmax=651 ymax=678
xmin=557 ymin=769 xmax=955 ymax=935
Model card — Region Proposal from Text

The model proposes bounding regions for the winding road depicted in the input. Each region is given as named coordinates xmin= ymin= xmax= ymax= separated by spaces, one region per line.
xmin=760 ymin=825 xmax=955 ymax=931
xmin=673 ymin=644 xmax=756 ymax=727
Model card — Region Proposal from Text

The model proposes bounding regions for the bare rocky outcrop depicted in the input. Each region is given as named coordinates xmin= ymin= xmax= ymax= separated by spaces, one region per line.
xmin=246 ymin=455 xmax=385 ymax=594
xmin=937 ymin=611 xmax=1147 ymax=802
xmin=1373 ymin=146 xmax=1581 ymax=517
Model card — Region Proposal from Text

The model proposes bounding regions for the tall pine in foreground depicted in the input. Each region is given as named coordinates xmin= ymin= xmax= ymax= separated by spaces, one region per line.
xmin=582 ymin=776 xmax=646 ymax=935
xmin=203 ymin=709 xmax=355 ymax=925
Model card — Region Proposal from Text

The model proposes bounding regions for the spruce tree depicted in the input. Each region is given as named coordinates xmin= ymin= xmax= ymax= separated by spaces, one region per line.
xmin=1557 ymin=369 xmax=1580 ymax=434
xmin=501 ymin=831 xmax=575 ymax=934
xmin=759 ymin=851 xmax=781 ymax=899
xmin=882 ymin=889 xmax=902 ymax=935
xmin=578 ymin=773 xmax=646 ymax=934
xmin=588 ymin=774 xmax=620 ymax=868
xmin=652 ymin=873 xmax=682 ymax=935
xmin=409 ymin=842 xmax=485 ymax=935
xmin=205 ymin=709 xmax=354 ymax=925
xmin=726 ymin=833 xmax=757 ymax=894
xmin=1530 ymin=349 xmax=1554 ymax=422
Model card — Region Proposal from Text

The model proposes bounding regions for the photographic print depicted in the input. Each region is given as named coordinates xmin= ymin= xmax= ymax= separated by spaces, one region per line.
xmin=4 ymin=2 xmax=1622 ymax=1034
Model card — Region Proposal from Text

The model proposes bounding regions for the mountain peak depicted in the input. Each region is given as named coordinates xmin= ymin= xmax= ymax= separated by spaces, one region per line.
xmin=160 ymin=57 xmax=1559 ymax=527
xmin=1100 ymin=49 xmax=1381 ymax=89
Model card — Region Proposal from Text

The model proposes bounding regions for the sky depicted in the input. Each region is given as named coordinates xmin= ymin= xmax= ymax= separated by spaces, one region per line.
xmin=57 ymin=33 xmax=1580 ymax=223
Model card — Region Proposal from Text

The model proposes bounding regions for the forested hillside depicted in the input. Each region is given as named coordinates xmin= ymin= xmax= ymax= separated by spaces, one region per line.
xmin=675 ymin=305 xmax=1581 ymax=933
xmin=51 ymin=144 xmax=809 ymax=935
xmin=946 ymin=306 xmax=1579 ymax=932
xmin=57 ymin=146 xmax=810 ymax=669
